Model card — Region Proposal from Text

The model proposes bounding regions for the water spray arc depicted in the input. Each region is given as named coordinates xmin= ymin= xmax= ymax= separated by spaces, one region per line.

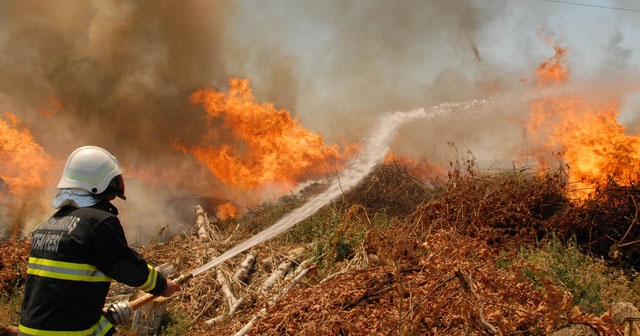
xmin=105 ymin=98 xmax=500 ymax=324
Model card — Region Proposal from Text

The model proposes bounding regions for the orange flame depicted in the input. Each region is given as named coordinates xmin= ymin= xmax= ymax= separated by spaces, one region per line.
xmin=528 ymin=43 xmax=640 ymax=197
xmin=384 ymin=153 xmax=446 ymax=182
xmin=535 ymin=42 xmax=569 ymax=85
xmin=175 ymin=78 xmax=348 ymax=190
xmin=0 ymin=112 xmax=53 ymax=237
xmin=0 ymin=112 xmax=53 ymax=196
xmin=217 ymin=201 xmax=239 ymax=220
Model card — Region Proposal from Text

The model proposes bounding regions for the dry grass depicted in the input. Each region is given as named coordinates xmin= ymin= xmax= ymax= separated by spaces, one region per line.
xmin=1 ymin=162 xmax=640 ymax=335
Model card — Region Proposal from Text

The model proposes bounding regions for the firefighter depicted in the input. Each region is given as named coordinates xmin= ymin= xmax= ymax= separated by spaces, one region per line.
xmin=18 ymin=146 xmax=180 ymax=336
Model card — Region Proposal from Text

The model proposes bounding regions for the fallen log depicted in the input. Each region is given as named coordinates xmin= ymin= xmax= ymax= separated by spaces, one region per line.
xmin=260 ymin=259 xmax=293 ymax=294
xmin=236 ymin=261 xmax=314 ymax=336
xmin=217 ymin=269 xmax=240 ymax=312
xmin=233 ymin=250 xmax=257 ymax=285
xmin=132 ymin=262 xmax=174 ymax=335
xmin=260 ymin=246 xmax=307 ymax=294
xmin=234 ymin=310 xmax=263 ymax=336
xmin=204 ymin=269 xmax=244 ymax=327
xmin=194 ymin=205 xmax=217 ymax=242
xmin=275 ymin=259 xmax=313 ymax=304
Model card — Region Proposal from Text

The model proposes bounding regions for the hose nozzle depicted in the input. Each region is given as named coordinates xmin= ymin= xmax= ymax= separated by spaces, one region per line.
xmin=173 ymin=273 xmax=193 ymax=285
xmin=104 ymin=273 xmax=193 ymax=325
xmin=105 ymin=300 xmax=133 ymax=325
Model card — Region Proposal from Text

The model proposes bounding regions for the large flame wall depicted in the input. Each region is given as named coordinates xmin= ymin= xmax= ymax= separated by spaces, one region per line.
xmin=0 ymin=1 xmax=638 ymax=240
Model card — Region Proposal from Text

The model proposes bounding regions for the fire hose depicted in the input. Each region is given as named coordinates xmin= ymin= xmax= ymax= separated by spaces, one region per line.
xmin=104 ymin=272 xmax=193 ymax=325
xmin=103 ymin=227 xmax=274 ymax=325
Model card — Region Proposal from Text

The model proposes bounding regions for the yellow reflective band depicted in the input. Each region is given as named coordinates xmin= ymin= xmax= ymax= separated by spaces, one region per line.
xmin=93 ymin=316 xmax=112 ymax=336
xmin=27 ymin=257 xmax=111 ymax=283
xmin=137 ymin=264 xmax=158 ymax=292
xmin=66 ymin=161 xmax=116 ymax=186
xmin=18 ymin=316 xmax=113 ymax=335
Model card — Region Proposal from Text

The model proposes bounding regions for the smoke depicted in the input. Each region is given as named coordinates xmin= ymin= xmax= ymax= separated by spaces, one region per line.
xmin=0 ymin=0 xmax=240 ymax=239
xmin=0 ymin=1 xmax=235 ymax=156
xmin=221 ymin=0 xmax=553 ymax=167
xmin=620 ymin=91 xmax=640 ymax=133
xmin=239 ymin=1 xmax=505 ymax=137
xmin=1 ymin=0 xmax=639 ymax=241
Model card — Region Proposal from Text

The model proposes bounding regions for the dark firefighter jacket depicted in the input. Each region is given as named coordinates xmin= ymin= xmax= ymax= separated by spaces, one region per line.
xmin=19 ymin=200 xmax=168 ymax=336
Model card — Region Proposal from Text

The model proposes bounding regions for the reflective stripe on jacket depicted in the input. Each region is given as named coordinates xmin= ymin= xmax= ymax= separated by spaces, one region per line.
xmin=26 ymin=257 xmax=112 ymax=282
xmin=18 ymin=316 xmax=112 ymax=336
xmin=19 ymin=200 xmax=167 ymax=335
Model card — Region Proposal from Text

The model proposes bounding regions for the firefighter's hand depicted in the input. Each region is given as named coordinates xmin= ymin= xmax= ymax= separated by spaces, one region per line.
xmin=162 ymin=279 xmax=180 ymax=297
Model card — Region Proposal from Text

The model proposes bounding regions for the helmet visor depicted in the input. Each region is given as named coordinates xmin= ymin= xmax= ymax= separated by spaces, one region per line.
xmin=97 ymin=175 xmax=126 ymax=201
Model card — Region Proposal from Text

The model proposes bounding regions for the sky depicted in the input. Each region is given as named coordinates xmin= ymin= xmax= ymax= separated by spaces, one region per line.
xmin=232 ymin=0 xmax=640 ymax=165
xmin=0 ymin=0 xmax=639 ymax=239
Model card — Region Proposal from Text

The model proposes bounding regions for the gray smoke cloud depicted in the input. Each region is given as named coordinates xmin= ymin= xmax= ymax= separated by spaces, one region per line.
xmin=0 ymin=1 xmax=233 ymax=158
xmin=1 ymin=0 xmax=638 ymax=241
xmin=0 ymin=0 xmax=239 ymax=239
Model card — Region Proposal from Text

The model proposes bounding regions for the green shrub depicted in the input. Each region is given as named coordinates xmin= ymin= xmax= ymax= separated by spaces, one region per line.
xmin=158 ymin=309 xmax=190 ymax=336
xmin=519 ymin=235 xmax=640 ymax=315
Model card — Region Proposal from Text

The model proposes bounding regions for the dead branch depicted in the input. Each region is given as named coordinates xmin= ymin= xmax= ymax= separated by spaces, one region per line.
xmin=217 ymin=269 xmax=239 ymax=310
xmin=273 ymin=259 xmax=313 ymax=306
xmin=260 ymin=246 xmax=308 ymax=294
xmin=455 ymin=269 xmax=499 ymax=335
xmin=618 ymin=195 xmax=639 ymax=247
xmin=237 ymin=261 xmax=315 ymax=336
xmin=234 ymin=310 xmax=263 ymax=336
xmin=233 ymin=250 xmax=256 ymax=285
xmin=194 ymin=205 xmax=217 ymax=242
xmin=260 ymin=259 xmax=293 ymax=294
xmin=204 ymin=269 xmax=243 ymax=327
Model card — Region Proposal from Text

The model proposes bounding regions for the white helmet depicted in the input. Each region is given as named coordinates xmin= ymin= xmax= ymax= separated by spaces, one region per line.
xmin=57 ymin=146 xmax=126 ymax=200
